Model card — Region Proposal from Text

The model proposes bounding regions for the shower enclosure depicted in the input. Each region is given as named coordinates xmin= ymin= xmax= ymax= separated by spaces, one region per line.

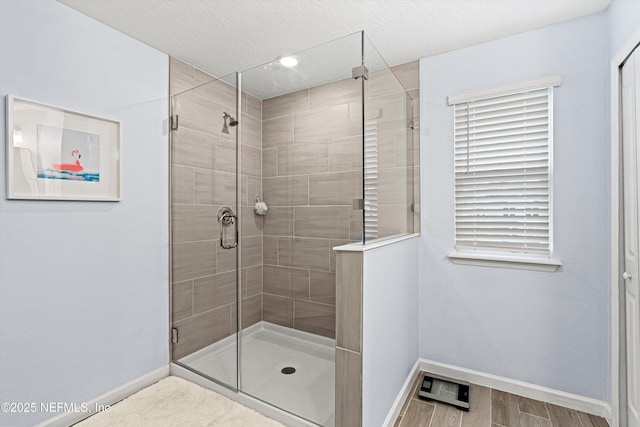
xmin=169 ymin=31 xmax=415 ymax=426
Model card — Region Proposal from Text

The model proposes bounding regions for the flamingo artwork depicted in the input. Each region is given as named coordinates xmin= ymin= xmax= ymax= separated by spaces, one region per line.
xmin=52 ymin=149 xmax=83 ymax=173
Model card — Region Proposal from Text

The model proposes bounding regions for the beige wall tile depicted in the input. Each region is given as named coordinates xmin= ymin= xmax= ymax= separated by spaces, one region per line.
xmin=194 ymin=77 xmax=236 ymax=113
xmin=174 ymin=91 xmax=231 ymax=138
xmin=309 ymin=171 xmax=361 ymax=205
xmin=263 ymin=265 xmax=309 ymax=299
xmin=172 ymin=241 xmax=216 ymax=283
xmin=350 ymin=209 xmax=363 ymax=241
xmin=263 ymin=89 xmax=308 ymax=120
xmin=390 ymin=60 xmax=419 ymax=91
xmin=278 ymin=142 xmax=328 ymax=176
xmin=171 ymin=165 xmax=194 ymax=204
xmin=241 ymin=236 xmax=262 ymax=268
xmin=263 ymin=294 xmax=293 ymax=328
xmin=369 ymin=93 xmax=408 ymax=134
xmin=310 ymin=270 xmax=336 ymax=305
xmin=241 ymin=206 xmax=263 ymax=237
xmin=330 ymin=240 xmax=353 ymax=272
xmin=294 ymin=206 xmax=350 ymax=239
xmin=263 ymin=206 xmax=294 ymax=236
xmin=241 ymin=144 xmax=261 ymax=177
xmin=294 ymin=104 xmax=360 ymax=144
xmin=262 ymin=148 xmax=278 ymax=177
xmin=172 ymin=280 xmax=193 ymax=322
xmin=216 ymin=244 xmax=237 ymax=273
xmin=309 ymin=77 xmax=361 ymax=110
xmin=263 ymin=176 xmax=309 ymax=206
xmin=241 ymin=113 xmax=261 ymax=149
xmin=336 ymin=348 xmax=362 ymax=427
xmin=263 ymin=236 xmax=278 ymax=265
xmin=193 ymin=271 xmax=236 ymax=314
xmin=243 ymin=92 xmax=262 ymax=120
xmin=378 ymin=204 xmax=411 ymax=239
xmin=216 ymin=139 xmax=236 ymax=174
xmin=170 ymin=57 xmax=194 ymax=96
xmin=243 ymin=176 xmax=262 ymax=207
xmin=375 ymin=130 xmax=399 ymax=169
xmin=263 ymin=116 xmax=294 ymax=149
xmin=194 ymin=170 xmax=236 ymax=205
xmin=172 ymin=127 xmax=216 ymax=169
xmin=243 ymin=265 xmax=262 ymax=298
xmin=278 ymin=237 xmax=331 ymax=271
xmin=378 ymin=167 xmax=409 ymax=206
xmin=294 ymin=300 xmax=335 ymax=338
xmin=194 ymin=68 xmax=215 ymax=87
xmin=241 ymin=294 xmax=262 ymax=328
xmin=172 ymin=204 xmax=218 ymax=244
xmin=172 ymin=305 xmax=232 ymax=359
xmin=369 ymin=66 xmax=407 ymax=99
xmin=328 ymin=136 xmax=362 ymax=172
xmin=336 ymin=251 xmax=362 ymax=352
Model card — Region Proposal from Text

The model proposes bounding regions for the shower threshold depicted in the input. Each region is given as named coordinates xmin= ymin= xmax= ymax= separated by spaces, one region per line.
xmin=179 ymin=321 xmax=336 ymax=426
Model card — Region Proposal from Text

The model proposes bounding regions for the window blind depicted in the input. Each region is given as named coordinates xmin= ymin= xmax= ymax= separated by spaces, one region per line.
xmin=453 ymin=87 xmax=553 ymax=255
xmin=364 ymin=118 xmax=378 ymax=240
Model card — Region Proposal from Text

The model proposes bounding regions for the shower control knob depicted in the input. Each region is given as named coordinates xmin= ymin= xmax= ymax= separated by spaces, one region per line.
xmin=623 ymin=272 xmax=632 ymax=280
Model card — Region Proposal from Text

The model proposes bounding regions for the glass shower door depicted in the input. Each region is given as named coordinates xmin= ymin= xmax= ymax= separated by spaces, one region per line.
xmin=170 ymin=72 xmax=240 ymax=390
xmin=363 ymin=36 xmax=415 ymax=242
xmin=237 ymin=32 xmax=365 ymax=427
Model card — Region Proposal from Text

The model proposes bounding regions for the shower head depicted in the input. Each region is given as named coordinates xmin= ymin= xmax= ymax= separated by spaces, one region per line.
xmin=221 ymin=112 xmax=238 ymax=134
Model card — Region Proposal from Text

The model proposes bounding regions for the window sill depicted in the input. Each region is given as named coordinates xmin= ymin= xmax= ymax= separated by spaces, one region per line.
xmin=448 ymin=250 xmax=562 ymax=272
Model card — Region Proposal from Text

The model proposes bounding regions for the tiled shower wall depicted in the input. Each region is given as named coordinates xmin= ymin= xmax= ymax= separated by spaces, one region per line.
xmin=260 ymin=60 xmax=420 ymax=339
xmin=169 ymin=56 xmax=420 ymax=355
xmin=392 ymin=60 xmax=421 ymax=233
xmin=260 ymin=77 xmax=363 ymax=339
xmin=169 ymin=58 xmax=263 ymax=359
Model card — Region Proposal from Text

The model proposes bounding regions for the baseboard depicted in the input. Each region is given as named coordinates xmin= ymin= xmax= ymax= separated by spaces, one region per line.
xmin=382 ymin=359 xmax=421 ymax=427
xmin=36 ymin=365 xmax=170 ymax=427
xmin=419 ymin=359 xmax=612 ymax=422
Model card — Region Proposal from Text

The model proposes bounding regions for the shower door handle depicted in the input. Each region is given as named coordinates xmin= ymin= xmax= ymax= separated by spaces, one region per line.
xmin=217 ymin=207 xmax=238 ymax=249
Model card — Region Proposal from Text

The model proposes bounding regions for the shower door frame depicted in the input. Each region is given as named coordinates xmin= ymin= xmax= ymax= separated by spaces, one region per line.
xmin=169 ymin=71 xmax=242 ymax=393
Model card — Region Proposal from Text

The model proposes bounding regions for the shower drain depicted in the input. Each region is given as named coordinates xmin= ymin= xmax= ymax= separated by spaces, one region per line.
xmin=281 ymin=367 xmax=296 ymax=375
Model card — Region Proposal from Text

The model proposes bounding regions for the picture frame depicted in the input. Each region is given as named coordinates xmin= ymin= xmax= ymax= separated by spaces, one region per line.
xmin=5 ymin=95 xmax=120 ymax=201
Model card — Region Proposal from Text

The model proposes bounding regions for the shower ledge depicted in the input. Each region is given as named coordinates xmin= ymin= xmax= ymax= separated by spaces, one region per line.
xmin=333 ymin=233 xmax=419 ymax=252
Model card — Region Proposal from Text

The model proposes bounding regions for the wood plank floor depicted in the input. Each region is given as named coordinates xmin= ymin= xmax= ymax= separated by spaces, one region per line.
xmin=394 ymin=372 xmax=609 ymax=427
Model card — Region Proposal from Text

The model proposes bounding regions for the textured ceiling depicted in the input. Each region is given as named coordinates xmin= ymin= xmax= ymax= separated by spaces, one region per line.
xmin=58 ymin=0 xmax=610 ymax=98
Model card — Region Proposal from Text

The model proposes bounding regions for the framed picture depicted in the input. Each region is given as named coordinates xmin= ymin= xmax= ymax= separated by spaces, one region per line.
xmin=5 ymin=95 xmax=120 ymax=201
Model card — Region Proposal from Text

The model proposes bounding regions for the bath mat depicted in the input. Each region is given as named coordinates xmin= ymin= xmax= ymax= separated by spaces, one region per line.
xmin=74 ymin=376 xmax=285 ymax=427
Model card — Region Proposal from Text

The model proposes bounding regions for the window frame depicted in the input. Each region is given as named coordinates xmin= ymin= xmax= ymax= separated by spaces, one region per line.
xmin=447 ymin=76 xmax=563 ymax=272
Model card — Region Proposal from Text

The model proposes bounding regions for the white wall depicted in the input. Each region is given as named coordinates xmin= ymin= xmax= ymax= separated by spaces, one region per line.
xmin=362 ymin=237 xmax=419 ymax=427
xmin=607 ymin=0 xmax=640 ymax=60
xmin=0 ymin=2 xmax=169 ymax=426
xmin=419 ymin=13 xmax=610 ymax=400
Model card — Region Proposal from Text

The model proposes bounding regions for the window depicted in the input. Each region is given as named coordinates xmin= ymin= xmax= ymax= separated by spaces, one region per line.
xmin=447 ymin=76 xmax=562 ymax=271
xmin=364 ymin=117 xmax=379 ymax=240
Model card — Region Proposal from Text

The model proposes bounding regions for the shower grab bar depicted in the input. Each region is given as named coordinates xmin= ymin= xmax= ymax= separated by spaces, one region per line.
xmin=217 ymin=207 xmax=238 ymax=249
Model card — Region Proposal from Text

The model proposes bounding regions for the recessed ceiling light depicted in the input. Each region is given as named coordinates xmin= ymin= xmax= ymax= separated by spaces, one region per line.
xmin=279 ymin=56 xmax=298 ymax=67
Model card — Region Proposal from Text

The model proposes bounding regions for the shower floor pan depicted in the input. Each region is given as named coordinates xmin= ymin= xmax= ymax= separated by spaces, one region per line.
xmin=179 ymin=321 xmax=336 ymax=426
